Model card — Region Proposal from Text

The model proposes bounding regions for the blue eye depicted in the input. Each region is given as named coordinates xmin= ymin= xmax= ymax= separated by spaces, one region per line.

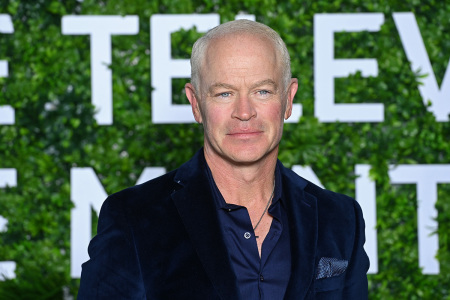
xmin=219 ymin=92 xmax=231 ymax=97
xmin=258 ymin=90 xmax=270 ymax=96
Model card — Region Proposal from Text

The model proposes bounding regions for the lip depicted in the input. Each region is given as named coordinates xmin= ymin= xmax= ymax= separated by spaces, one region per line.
xmin=227 ymin=131 xmax=263 ymax=138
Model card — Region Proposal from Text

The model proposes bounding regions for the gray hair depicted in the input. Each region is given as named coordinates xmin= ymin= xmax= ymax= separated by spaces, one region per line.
xmin=190 ymin=19 xmax=292 ymax=93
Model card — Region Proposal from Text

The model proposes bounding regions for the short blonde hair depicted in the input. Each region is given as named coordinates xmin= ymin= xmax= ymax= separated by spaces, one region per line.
xmin=190 ymin=19 xmax=291 ymax=93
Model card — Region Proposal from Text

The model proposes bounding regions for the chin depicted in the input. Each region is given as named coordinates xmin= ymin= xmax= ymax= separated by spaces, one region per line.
xmin=225 ymin=147 xmax=274 ymax=165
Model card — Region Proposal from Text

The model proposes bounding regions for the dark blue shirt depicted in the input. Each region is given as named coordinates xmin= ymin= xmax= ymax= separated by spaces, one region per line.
xmin=204 ymin=161 xmax=291 ymax=300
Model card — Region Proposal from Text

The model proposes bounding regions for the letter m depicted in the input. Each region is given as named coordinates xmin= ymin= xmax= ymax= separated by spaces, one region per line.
xmin=70 ymin=168 xmax=107 ymax=278
xmin=70 ymin=167 xmax=165 ymax=278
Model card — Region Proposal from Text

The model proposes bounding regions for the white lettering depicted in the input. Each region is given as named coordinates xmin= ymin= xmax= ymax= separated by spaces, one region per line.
xmin=0 ymin=168 xmax=17 ymax=280
xmin=71 ymin=166 xmax=166 ymax=278
xmin=62 ymin=16 xmax=139 ymax=125
xmin=70 ymin=168 xmax=107 ymax=278
xmin=136 ymin=167 xmax=166 ymax=185
xmin=0 ymin=14 xmax=14 ymax=125
xmin=389 ymin=164 xmax=450 ymax=274
xmin=291 ymin=165 xmax=324 ymax=188
xmin=355 ymin=165 xmax=378 ymax=274
xmin=235 ymin=14 xmax=256 ymax=21
xmin=151 ymin=14 xmax=219 ymax=123
xmin=314 ymin=13 xmax=384 ymax=122
xmin=0 ymin=262 xmax=16 ymax=280
xmin=0 ymin=168 xmax=16 ymax=188
xmin=393 ymin=13 xmax=450 ymax=121
xmin=0 ymin=216 xmax=7 ymax=233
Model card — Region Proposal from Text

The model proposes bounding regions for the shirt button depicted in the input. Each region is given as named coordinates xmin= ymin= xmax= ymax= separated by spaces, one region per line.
xmin=244 ymin=232 xmax=251 ymax=239
xmin=260 ymin=274 xmax=264 ymax=281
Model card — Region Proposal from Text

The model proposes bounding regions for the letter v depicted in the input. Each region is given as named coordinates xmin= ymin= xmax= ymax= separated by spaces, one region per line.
xmin=393 ymin=12 xmax=450 ymax=121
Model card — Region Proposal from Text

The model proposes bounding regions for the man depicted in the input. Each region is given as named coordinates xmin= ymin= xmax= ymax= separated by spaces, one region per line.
xmin=78 ymin=19 xmax=369 ymax=299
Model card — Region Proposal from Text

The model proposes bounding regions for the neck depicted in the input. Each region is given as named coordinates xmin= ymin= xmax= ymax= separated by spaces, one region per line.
xmin=204 ymin=147 xmax=278 ymax=207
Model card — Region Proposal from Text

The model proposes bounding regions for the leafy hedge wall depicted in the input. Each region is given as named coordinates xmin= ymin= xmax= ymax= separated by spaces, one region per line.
xmin=0 ymin=0 xmax=449 ymax=298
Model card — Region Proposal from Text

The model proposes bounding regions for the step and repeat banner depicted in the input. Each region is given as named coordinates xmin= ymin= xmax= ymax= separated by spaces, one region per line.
xmin=0 ymin=0 xmax=449 ymax=298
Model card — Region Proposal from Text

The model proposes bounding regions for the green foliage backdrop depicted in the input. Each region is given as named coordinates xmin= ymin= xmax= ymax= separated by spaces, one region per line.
xmin=0 ymin=0 xmax=449 ymax=298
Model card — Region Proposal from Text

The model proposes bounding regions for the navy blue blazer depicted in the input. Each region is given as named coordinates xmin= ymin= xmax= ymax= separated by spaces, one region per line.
xmin=78 ymin=150 xmax=369 ymax=299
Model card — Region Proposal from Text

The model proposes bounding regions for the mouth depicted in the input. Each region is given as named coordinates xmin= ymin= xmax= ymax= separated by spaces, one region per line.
xmin=227 ymin=131 xmax=263 ymax=138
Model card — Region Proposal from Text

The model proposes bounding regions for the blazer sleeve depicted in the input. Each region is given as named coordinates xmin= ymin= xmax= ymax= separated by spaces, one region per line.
xmin=77 ymin=194 xmax=146 ymax=300
xmin=342 ymin=199 xmax=370 ymax=299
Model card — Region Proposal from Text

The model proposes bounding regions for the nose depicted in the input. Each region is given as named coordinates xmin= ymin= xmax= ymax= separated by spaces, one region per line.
xmin=232 ymin=94 xmax=256 ymax=121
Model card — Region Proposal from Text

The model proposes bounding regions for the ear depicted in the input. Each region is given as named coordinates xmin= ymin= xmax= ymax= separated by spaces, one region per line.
xmin=284 ymin=78 xmax=298 ymax=120
xmin=185 ymin=83 xmax=203 ymax=123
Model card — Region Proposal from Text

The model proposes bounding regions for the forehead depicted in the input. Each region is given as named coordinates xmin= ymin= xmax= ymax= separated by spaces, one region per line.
xmin=200 ymin=33 xmax=280 ymax=86
xmin=205 ymin=33 xmax=278 ymax=65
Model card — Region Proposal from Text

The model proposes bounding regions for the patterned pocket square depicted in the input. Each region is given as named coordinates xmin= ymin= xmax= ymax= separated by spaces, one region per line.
xmin=316 ymin=257 xmax=348 ymax=279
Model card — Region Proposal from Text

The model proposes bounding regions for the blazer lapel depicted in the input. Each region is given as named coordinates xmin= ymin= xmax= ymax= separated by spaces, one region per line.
xmin=282 ymin=171 xmax=318 ymax=299
xmin=171 ymin=152 xmax=241 ymax=300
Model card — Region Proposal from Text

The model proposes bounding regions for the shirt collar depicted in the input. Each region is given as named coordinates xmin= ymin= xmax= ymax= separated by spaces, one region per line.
xmin=203 ymin=155 xmax=284 ymax=210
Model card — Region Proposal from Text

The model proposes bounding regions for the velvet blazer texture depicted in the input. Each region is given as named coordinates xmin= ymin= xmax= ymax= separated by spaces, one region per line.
xmin=78 ymin=150 xmax=370 ymax=299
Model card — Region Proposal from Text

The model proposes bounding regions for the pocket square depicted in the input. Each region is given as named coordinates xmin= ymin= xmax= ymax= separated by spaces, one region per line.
xmin=316 ymin=257 xmax=348 ymax=279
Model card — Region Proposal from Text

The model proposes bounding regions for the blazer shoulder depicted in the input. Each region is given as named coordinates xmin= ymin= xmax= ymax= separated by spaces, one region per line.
xmin=282 ymin=167 xmax=356 ymax=207
xmin=281 ymin=165 xmax=360 ymax=218
xmin=99 ymin=150 xmax=206 ymax=218
xmin=101 ymin=169 xmax=179 ymax=214
xmin=305 ymin=179 xmax=356 ymax=211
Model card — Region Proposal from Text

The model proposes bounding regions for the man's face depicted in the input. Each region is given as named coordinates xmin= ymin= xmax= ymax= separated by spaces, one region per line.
xmin=186 ymin=33 xmax=298 ymax=165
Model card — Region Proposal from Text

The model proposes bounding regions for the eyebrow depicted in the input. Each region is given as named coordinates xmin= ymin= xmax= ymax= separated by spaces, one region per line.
xmin=208 ymin=79 xmax=278 ymax=94
xmin=249 ymin=79 xmax=278 ymax=92
xmin=208 ymin=83 xmax=236 ymax=94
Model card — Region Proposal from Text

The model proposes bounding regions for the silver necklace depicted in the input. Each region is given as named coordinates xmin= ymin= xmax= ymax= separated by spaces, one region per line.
xmin=253 ymin=180 xmax=275 ymax=238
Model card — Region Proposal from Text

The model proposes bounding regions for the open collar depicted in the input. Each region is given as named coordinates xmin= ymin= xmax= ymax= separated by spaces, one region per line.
xmin=171 ymin=150 xmax=319 ymax=300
